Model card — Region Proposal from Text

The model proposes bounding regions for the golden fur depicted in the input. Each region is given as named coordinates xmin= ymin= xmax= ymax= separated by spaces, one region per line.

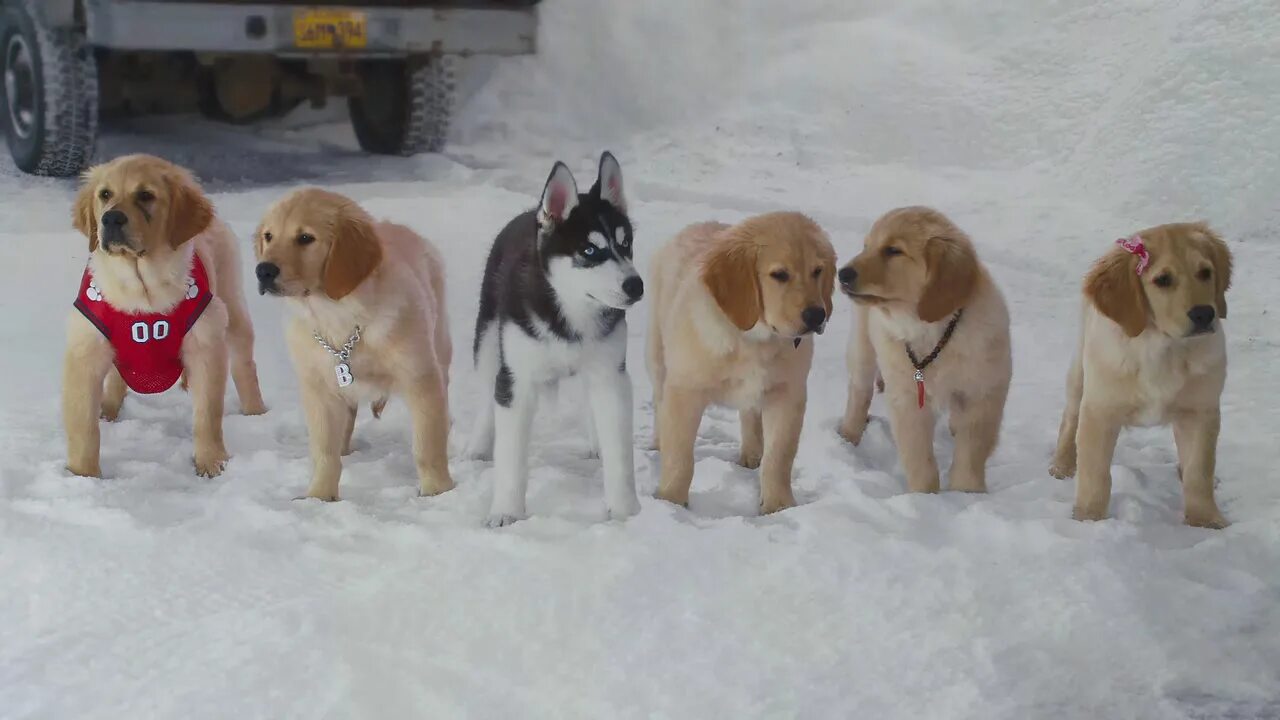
xmin=63 ymin=154 xmax=266 ymax=478
xmin=255 ymin=188 xmax=453 ymax=501
xmin=839 ymin=206 xmax=1010 ymax=493
xmin=1050 ymin=222 xmax=1233 ymax=527
xmin=646 ymin=212 xmax=836 ymax=513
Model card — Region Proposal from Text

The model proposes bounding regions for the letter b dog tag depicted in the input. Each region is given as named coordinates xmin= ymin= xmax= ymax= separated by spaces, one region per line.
xmin=335 ymin=362 xmax=354 ymax=387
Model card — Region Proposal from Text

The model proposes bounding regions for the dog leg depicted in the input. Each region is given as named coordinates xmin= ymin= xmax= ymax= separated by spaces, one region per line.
xmin=406 ymin=369 xmax=455 ymax=497
xmin=947 ymin=387 xmax=1006 ymax=493
xmin=582 ymin=392 xmax=602 ymax=459
xmin=227 ymin=306 xmax=267 ymax=416
xmin=586 ymin=365 xmax=639 ymax=520
xmin=1174 ymin=409 xmax=1226 ymax=529
xmin=186 ymin=341 xmax=230 ymax=478
xmin=739 ymin=409 xmax=763 ymax=469
xmin=760 ymin=386 xmax=805 ymax=513
xmin=645 ymin=306 xmax=666 ymax=451
xmin=839 ymin=306 xmax=877 ymax=445
xmin=101 ymin=367 xmax=127 ymax=422
xmin=655 ymin=385 xmax=708 ymax=507
xmin=488 ymin=378 xmax=537 ymax=526
xmin=1050 ymin=352 xmax=1084 ymax=479
xmin=886 ymin=394 xmax=940 ymax=493
xmin=1072 ymin=401 xmax=1121 ymax=521
xmin=341 ymin=406 xmax=357 ymax=457
xmin=300 ymin=379 xmax=348 ymax=501
xmin=465 ymin=325 xmax=499 ymax=460
xmin=64 ymin=336 xmax=113 ymax=478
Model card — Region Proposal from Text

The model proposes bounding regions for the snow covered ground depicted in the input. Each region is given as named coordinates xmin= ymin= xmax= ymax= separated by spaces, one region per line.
xmin=3 ymin=1 xmax=1280 ymax=718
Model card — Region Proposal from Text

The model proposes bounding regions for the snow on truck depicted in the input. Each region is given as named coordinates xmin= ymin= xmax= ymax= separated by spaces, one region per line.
xmin=0 ymin=0 xmax=540 ymax=176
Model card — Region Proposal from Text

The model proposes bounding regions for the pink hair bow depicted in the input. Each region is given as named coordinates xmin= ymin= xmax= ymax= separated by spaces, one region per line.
xmin=1116 ymin=234 xmax=1150 ymax=276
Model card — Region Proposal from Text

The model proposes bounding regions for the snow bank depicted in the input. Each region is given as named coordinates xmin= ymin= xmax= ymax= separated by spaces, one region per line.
xmin=460 ymin=0 xmax=1280 ymax=238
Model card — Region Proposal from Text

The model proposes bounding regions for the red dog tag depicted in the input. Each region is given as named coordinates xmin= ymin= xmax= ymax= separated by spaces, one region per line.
xmin=914 ymin=369 xmax=925 ymax=409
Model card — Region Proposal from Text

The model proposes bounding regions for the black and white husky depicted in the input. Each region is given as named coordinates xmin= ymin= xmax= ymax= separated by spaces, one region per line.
xmin=467 ymin=152 xmax=644 ymax=526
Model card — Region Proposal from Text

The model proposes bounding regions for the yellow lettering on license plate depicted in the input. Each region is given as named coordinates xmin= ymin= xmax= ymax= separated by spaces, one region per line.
xmin=294 ymin=10 xmax=368 ymax=50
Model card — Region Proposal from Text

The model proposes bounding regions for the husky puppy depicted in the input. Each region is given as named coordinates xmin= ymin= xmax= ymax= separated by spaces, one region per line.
xmin=468 ymin=153 xmax=644 ymax=526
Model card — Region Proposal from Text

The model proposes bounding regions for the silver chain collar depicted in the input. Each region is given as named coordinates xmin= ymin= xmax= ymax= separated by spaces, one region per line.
xmin=314 ymin=325 xmax=361 ymax=361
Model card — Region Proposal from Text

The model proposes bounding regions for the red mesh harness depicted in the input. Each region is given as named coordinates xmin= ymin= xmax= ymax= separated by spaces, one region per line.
xmin=73 ymin=256 xmax=213 ymax=394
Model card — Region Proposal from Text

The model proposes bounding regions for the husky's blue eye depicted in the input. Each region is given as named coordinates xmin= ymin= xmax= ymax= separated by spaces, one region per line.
xmin=583 ymin=246 xmax=596 ymax=256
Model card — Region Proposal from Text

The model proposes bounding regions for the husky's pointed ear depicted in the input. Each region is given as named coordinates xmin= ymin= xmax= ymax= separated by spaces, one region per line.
xmin=592 ymin=151 xmax=626 ymax=212
xmin=538 ymin=161 xmax=579 ymax=230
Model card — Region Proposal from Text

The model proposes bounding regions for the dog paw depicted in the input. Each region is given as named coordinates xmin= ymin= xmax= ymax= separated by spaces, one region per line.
xmin=1049 ymin=457 xmax=1076 ymax=479
xmin=67 ymin=461 xmax=102 ymax=479
xmin=1185 ymin=506 xmax=1228 ymax=529
xmin=837 ymin=417 xmax=867 ymax=446
xmin=738 ymin=449 xmax=762 ymax=470
xmin=606 ymin=494 xmax=641 ymax=521
xmin=193 ymin=451 xmax=229 ymax=478
xmin=486 ymin=513 xmax=524 ymax=528
xmin=295 ymin=493 xmax=338 ymax=502
xmin=655 ymin=487 xmax=689 ymax=508
xmin=241 ymin=401 xmax=268 ymax=417
xmin=100 ymin=403 xmax=123 ymax=422
xmin=418 ymin=475 xmax=455 ymax=497
xmin=947 ymin=475 xmax=987 ymax=493
xmin=759 ymin=493 xmax=797 ymax=515
xmin=1072 ymin=505 xmax=1108 ymax=522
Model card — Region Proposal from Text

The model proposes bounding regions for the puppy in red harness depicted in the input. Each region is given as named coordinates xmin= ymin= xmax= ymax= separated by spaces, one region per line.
xmin=63 ymin=155 xmax=267 ymax=479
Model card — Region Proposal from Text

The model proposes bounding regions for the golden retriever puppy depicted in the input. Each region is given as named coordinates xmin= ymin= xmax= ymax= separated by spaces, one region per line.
xmin=64 ymin=154 xmax=266 ymax=478
xmin=838 ymin=207 xmax=1011 ymax=494
xmin=647 ymin=212 xmax=836 ymax=514
xmin=1050 ymin=223 xmax=1233 ymax=528
xmin=254 ymin=188 xmax=453 ymax=501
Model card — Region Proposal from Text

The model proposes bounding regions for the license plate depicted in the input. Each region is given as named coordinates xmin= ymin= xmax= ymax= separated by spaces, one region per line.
xmin=294 ymin=10 xmax=368 ymax=50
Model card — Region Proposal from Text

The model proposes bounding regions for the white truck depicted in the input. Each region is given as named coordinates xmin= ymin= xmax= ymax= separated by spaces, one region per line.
xmin=0 ymin=0 xmax=539 ymax=176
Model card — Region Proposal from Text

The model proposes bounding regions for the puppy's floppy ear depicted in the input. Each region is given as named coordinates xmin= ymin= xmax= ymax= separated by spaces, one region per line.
xmin=538 ymin=161 xmax=579 ymax=230
xmin=820 ymin=255 xmax=836 ymax=317
xmin=917 ymin=236 xmax=978 ymax=323
xmin=72 ymin=177 xmax=98 ymax=252
xmin=322 ymin=208 xmax=383 ymax=300
xmin=166 ymin=170 xmax=214 ymax=248
xmin=1198 ymin=224 xmax=1232 ymax=319
xmin=702 ymin=236 xmax=761 ymax=331
xmin=1085 ymin=248 xmax=1147 ymax=337
xmin=591 ymin=151 xmax=626 ymax=213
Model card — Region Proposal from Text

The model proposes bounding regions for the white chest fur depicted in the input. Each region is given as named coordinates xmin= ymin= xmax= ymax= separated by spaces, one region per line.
xmin=501 ymin=316 xmax=625 ymax=385
xmin=1085 ymin=310 xmax=1227 ymax=427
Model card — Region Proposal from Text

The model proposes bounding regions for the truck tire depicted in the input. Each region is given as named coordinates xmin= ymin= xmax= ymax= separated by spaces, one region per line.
xmin=1 ymin=1 xmax=97 ymax=176
xmin=348 ymin=56 xmax=453 ymax=156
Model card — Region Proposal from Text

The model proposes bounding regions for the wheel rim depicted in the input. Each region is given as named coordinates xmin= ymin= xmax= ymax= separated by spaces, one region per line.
xmin=5 ymin=34 xmax=37 ymax=140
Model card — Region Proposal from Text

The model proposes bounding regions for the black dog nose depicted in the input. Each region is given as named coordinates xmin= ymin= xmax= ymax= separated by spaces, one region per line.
xmin=838 ymin=266 xmax=857 ymax=286
xmin=623 ymin=275 xmax=644 ymax=302
xmin=101 ymin=210 xmax=128 ymax=228
xmin=256 ymin=262 xmax=280 ymax=284
xmin=1188 ymin=305 xmax=1215 ymax=329
xmin=802 ymin=306 xmax=827 ymax=331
